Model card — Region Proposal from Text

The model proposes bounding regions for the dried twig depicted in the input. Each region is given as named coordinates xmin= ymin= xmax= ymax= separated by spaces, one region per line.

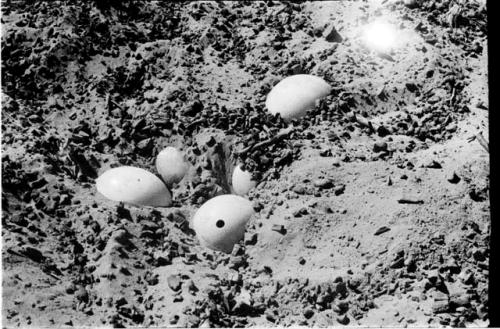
xmin=110 ymin=99 xmax=123 ymax=111
xmin=106 ymin=93 xmax=124 ymax=112
xmin=236 ymin=126 xmax=295 ymax=155
xmin=475 ymin=132 xmax=489 ymax=153
xmin=106 ymin=96 xmax=126 ymax=120
xmin=352 ymin=113 xmax=376 ymax=133
xmin=2 ymin=111 xmax=25 ymax=130
xmin=448 ymin=87 xmax=456 ymax=106
xmin=397 ymin=198 xmax=424 ymax=204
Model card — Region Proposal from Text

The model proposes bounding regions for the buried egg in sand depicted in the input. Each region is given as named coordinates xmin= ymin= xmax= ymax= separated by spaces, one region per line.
xmin=155 ymin=146 xmax=189 ymax=186
xmin=96 ymin=166 xmax=171 ymax=207
xmin=266 ymin=74 xmax=331 ymax=121
xmin=232 ymin=164 xmax=257 ymax=196
xmin=192 ymin=195 xmax=254 ymax=253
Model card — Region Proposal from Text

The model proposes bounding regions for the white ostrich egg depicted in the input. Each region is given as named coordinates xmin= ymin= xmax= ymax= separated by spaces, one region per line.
xmin=155 ymin=146 xmax=189 ymax=186
xmin=265 ymin=74 xmax=331 ymax=121
xmin=232 ymin=164 xmax=257 ymax=196
xmin=96 ymin=166 xmax=171 ymax=206
xmin=192 ymin=195 xmax=254 ymax=253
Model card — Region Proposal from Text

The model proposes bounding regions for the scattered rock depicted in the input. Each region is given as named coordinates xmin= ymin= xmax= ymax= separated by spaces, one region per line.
xmin=432 ymin=300 xmax=449 ymax=314
xmin=448 ymin=283 xmax=470 ymax=307
xmin=22 ymin=247 xmax=45 ymax=263
xmin=336 ymin=314 xmax=350 ymax=325
xmin=390 ymin=257 xmax=405 ymax=269
xmin=313 ymin=178 xmax=334 ymax=190
xmin=425 ymin=160 xmax=442 ymax=169
xmin=334 ymin=184 xmax=345 ymax=196
xmin=169 ymin=315 xmax=179 ymax=325
xmin=374 ymin=226 xmax=391 ymax=236
xmin=405 ymin=82 xmax=418 ymax=92
xmin=75 ymin=286 xmax=89 ymax=303
xmin=373 ymin=141 xmax=388 ymax=153
xmin=293 ymin=207 xmax=309 ymax=217
xmin=472 ymin=247 xmax=486 ymax=262
xmin=457 ymin=270 xmax=475 ymax=286
xmin=271 ymin=224 xmax=286 ymax=234
xmin=469 ymin=188 xmax=487 ymax=202
xmin=333 ymin=300 xmax=349 ymax=314
xmin=348 ymin=275 xmax=364 ymax=291
xmin=293 ymin=185 xmax=306 ymax=195
xmin=377 ymin=125 xmax=391 ymax=137
xmin=29 ymin=178 xmax=48 ymax=190
xmin=65 ymin=283 xmax=76 ymax=294
xmin=323 ymin=25 xmax=343 ymax=43
xmin=186 ymin=280 xmax=198 ymax=294
xmin=403 ymin=0 xmax=419 ymax=8
xmin=447 ymin=172 xmax=461 ymax=184
xmin=303 ymin=307 xmax=314 ymax=319
xmin=230 ymin=256 xmax=247 ymax=269
xmin=167 ymin=275 xmax=182 ymax=292
xmin=266 ymin=312 xmax=277 ymax=323
xmin=183 ymin=100 xmax=204 ymax=117
xmin=245 ymin=233 xmax=258 ymax=245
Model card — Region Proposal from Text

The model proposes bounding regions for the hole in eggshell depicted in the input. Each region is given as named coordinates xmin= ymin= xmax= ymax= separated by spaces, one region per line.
xmin=216 ymin=219 xmax=225 ymax=228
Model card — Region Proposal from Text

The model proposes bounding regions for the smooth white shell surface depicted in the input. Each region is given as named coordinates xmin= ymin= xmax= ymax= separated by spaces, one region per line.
xmin=155 ymin=146 xmax=189 ymax=186
xmin=266 ymin=74 xmax=331 ymax=120
xmin=96 ymin=166 xmax=171 ymax=206
xmin=232 ymin=165 xmax=256 ymax=196
xmin=192 ymin=195 xmax=254 ymax=253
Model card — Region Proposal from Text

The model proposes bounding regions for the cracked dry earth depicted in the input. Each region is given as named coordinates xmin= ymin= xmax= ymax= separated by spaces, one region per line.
xmin=1 ymin=0 xmax=490 ymax=327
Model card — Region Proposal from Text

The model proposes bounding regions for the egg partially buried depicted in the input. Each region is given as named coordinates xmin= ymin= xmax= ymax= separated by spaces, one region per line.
xmin=155 ymin=146 xmax=189 ymax=186
xmin=96 ymin=166 xmax=171 ymax=207
xmin=266 ymin=74 xmax=331 ymax=121
xmin=232 ymin=164 xmax=257 ymax=196
xmin=192 ymin=195 xmax=254 ymax=253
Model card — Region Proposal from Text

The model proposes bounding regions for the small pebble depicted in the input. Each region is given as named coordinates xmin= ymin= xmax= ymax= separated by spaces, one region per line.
xmin=167 ymin=275 xmax=182 ymax=292
xmin=373 ymin=141 xmax=388 ymax=153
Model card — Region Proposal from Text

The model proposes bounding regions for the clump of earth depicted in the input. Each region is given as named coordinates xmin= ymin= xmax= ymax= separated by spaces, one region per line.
xmin=1 ymin=0 xmax=489 ymax=327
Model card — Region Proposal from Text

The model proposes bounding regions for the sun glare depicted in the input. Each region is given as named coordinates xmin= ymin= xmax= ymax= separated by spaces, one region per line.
xmin=362 ymin=21 xmax=397 ymax=53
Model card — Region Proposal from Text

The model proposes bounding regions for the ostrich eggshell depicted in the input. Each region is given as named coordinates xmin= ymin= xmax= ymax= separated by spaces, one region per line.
xmin=155 ymin=146 xmax=189 ymax=186
xmin=232 ymin=165 xmax=257 ymax=196
xmin=96 ymin=166 xmax=171 ymax=207
xmin=192 ymin=195 xmax=254 ymax=253
xmin=266 ymin=74 xmax=331 ymax=120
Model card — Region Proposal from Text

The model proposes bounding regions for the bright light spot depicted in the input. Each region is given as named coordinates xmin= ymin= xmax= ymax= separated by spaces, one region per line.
xmin=361 ymin=21 xmax=397 ymax=53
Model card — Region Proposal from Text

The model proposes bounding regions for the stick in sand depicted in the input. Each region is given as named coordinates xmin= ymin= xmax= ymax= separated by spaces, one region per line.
xmin=236 ymin=126 xmax=295 ymax=155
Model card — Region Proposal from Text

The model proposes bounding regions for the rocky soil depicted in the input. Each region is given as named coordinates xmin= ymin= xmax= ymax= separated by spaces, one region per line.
xmin=1 ymin=0 xmax=489 ymax=327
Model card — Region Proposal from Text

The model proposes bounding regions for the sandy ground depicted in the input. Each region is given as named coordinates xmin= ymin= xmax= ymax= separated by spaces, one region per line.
xmin=1 ymin=0 xmax=489 ymax=327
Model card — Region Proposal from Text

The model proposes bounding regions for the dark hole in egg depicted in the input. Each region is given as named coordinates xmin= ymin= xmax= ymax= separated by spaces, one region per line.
xmin=216 ymin=219 xmax=225 ymax=228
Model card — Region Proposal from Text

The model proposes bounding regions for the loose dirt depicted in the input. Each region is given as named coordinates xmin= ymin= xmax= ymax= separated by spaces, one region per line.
xmin=2 ymin=0 xmax=489 ymax=327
